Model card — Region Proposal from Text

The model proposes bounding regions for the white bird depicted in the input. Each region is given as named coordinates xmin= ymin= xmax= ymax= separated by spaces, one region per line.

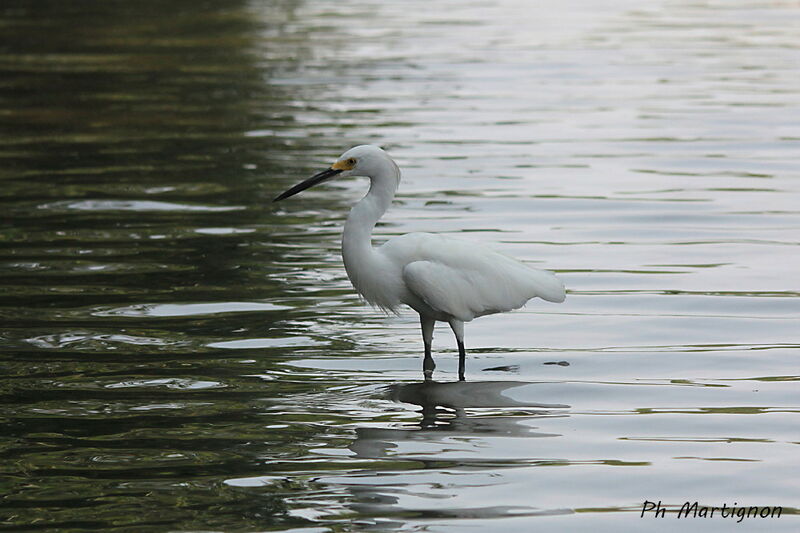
xmin=274 ymin=145 xmax=565 ymax=381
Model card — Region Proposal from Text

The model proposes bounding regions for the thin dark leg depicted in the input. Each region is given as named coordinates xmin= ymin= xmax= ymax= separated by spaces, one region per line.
xmin=421 ymin=315 xmax=435 ymax=381
xmin=448 ymin=319 xmax=466 ymax=382
xmin=423 ymin=342 xmax=435 ymax=381
xmin=457 ymin=340 xmax=466 ymax=381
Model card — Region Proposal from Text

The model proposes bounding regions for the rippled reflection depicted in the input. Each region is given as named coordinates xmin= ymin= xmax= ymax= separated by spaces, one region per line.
xmin=390 ymin=379 xmax=568 ymax=415
xmin=2 ymin=0 xmax=799 ymax=530
xmin=344 ymin=382 xmax=572 ymax=525
xmin=350 ymin=381 xmax=569 ymax=458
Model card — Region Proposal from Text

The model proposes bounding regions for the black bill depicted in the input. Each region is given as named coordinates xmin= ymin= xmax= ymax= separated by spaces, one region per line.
xmin=273 ymin=168 xmax=343 ymax=202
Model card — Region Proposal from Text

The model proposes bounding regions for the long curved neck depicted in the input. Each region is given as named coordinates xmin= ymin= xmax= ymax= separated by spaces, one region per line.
xmin=342 ymin=160 xmax=400 ymax=279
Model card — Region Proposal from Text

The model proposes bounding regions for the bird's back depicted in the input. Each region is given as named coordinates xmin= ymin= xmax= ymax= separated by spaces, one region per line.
xmin=379 ymin=233 xmax=565 ymax=322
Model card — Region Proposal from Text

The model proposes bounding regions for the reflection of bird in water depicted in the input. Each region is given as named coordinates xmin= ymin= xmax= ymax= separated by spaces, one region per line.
xmin=275 ymin=145 xmax=565 ymax=381
xmin=389 ymin=380 xmax=569 ymax=428
xmin=344 ymin=381 xmax=572 ymax=523
xmin=389 ymin=380 xmax=569 ymax=411
xmin=350 ymin=381 xmax=569 ymax=458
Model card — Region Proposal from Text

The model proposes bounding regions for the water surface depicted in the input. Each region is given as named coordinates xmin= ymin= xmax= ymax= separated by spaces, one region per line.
xmin=1 ymin=0 xmax=799 ymax=531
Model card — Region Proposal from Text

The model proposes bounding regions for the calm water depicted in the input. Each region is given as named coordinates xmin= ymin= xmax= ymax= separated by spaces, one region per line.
xmin=2 ymin=0 xmax=799 ymax=531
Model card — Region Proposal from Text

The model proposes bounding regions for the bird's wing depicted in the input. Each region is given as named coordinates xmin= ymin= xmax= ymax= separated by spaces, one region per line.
xmin=397 ymin=234 xmax=564 ymax=322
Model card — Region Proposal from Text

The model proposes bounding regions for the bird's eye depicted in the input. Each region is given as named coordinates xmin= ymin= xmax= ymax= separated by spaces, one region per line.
xmin=347 ymin=158 xmax=357 ymax=166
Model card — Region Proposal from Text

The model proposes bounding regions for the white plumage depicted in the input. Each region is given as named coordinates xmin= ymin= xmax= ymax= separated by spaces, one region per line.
xmin=399 ymin=234 xmax=565 ymax=321
xmin=274 ymin=144 xmax=565 ymax=381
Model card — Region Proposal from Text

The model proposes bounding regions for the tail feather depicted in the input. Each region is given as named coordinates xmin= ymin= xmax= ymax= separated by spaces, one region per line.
xmin=527 ymin=268 xmax=566 ymax=303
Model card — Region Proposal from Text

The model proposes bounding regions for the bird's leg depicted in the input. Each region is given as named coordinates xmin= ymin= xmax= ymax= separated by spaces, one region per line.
xmin=420 ymin=315 xmax=435 ymax=381
xmin=449 ymin=319 xmax=466 ymax=381
xmin=457 ymin=341 xmax=466 ymax=381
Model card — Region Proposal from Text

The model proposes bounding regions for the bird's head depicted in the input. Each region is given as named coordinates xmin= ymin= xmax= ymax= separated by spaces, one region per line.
xmin=273 ymin=145 xmax=398 ymax=202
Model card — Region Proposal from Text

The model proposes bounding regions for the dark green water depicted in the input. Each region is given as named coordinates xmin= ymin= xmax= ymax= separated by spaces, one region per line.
xmin=2 ymin=1 xmax=799 ymax=531
xmin=1 ymin=2 xmax=354 ymax=529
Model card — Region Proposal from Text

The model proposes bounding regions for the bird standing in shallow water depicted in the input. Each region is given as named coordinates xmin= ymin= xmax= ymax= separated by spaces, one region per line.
xmin=274 ymin=145 xmax=565 ymax=381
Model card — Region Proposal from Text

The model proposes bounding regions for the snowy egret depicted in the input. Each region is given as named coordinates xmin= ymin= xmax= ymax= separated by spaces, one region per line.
xmin=274 ymin=145 xmax=565 ymax=381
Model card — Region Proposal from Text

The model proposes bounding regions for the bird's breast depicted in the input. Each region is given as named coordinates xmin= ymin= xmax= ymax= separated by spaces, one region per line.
xmin=342 ymin=248 xmax=404 ymax=313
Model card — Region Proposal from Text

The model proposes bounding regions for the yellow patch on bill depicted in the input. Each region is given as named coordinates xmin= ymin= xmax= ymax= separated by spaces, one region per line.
xmin=332 ymin=158 xmax=356 ymax=171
